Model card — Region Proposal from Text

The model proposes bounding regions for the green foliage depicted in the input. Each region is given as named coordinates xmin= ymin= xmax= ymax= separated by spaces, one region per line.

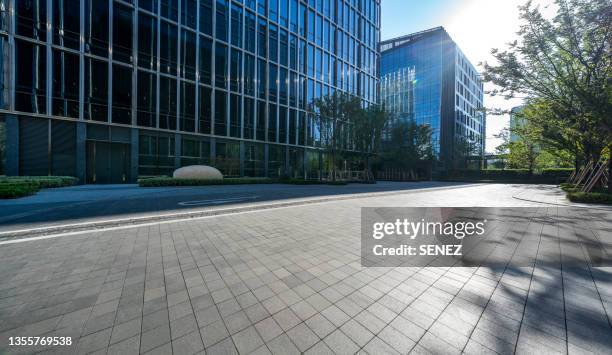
xmin=540 ymin=168 xmax=574 ymax=177
xmin=312 ymin=92 xmax=363 ymax=180
xmin=444 ymin=168 xmax=572 ymax=183
xmin=566 ymin=191 xmax=612 ymax=205
xmin=0 ymin=176 xmax=77 ymax=199
xmin=484 ymin=0 xmax=612 ymax=189
xmin=0 ymin=181 xmax=40 ymax=199
xmin=138 ymin=177 xmax=277 ymax=187
xmin=380 ymin=120 xmax=434 ymax=176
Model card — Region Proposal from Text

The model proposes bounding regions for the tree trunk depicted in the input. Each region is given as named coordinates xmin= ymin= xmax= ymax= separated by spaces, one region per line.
xmin=608 ymin=148 xmax=612 ymax=194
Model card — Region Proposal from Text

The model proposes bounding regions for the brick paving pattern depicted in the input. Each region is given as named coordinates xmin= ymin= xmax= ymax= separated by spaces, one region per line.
xmin=0 ymin=184 xmax=610 ymax=354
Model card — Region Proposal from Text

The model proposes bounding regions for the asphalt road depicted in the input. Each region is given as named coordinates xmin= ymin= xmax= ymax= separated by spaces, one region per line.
xmin=0 ymin=181 xmax=473 ymax=233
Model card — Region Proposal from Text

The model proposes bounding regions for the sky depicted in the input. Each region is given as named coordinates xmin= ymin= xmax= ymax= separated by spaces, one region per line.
xmin=381 ymin=0 xmax=555 ymax=153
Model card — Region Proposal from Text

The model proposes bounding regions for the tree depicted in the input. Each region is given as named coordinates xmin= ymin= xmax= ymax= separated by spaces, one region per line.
xmin=313 ymin=92 xmax=362 ymax=181
xmin=353 ymin=104 xmax=390 ymax=181
xmin=381 ymin=120 xmax=434 ymax=178
xmin=483 ymin=0 xmax=612 ymax=191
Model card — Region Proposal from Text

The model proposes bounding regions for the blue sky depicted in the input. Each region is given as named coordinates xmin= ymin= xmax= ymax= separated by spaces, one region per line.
xmin=381 ymin=0 xmax=555 ymax=152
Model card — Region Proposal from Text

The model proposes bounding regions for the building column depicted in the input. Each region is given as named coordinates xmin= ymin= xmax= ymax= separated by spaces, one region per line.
xmin=75 ymin=121 xmax=86 ymax=184
xmin=130 ymin=128 xmax=139 ymax=183
xmin=5 ymin=115 xmax=19 ymax=176
xmin=174 ymin=133 xmax=181 ymax=170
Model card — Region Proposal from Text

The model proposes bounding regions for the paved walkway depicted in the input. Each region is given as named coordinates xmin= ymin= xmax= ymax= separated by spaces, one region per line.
xmin=0 ymin=184 xmax=610 ymax=354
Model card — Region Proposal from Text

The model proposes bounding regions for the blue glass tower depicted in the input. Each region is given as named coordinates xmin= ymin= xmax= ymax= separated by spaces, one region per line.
xmin=380 ymin=27 xmax=485 ymax=170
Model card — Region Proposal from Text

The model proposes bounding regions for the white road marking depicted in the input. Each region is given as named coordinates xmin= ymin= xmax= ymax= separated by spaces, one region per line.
xmin=178 ymin=196 xmax=259 ymax=206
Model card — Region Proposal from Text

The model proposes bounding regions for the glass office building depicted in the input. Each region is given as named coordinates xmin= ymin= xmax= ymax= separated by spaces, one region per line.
xmin=380 ymin=27 xmax=485 ymax=170
xmin=0 ymin=0 xmax=379 ymax=183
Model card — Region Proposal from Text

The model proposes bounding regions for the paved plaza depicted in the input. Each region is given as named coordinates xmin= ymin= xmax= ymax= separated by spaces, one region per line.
xmin=0 ymin=183 xmax=611 ymax=354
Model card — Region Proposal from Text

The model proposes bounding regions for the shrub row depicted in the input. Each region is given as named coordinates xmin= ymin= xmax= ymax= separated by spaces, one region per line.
xmin=566 ymin=191 xmax=612 ymax=205
xmin=444 ymin=169 xmax=574 ymax=182
xmin=139 ymin=176 xmax=351 ymax=187
xmin=0 ymin=176 xmax=77 ymax=199
xmin=138 ymin=177 xmax=278 ymax=187
xmin=0 ymin=181 xmax=41 ymax=199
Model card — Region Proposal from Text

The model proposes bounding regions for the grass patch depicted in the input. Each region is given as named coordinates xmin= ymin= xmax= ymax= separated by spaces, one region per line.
xmin=0 ymin=176 xmax=78 ymax=199
xmin=566 ymin=191 xmax=612 ymax=205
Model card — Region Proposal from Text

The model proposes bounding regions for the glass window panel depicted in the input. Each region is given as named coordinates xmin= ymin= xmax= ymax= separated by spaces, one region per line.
xmin=113 ymin=3 xmax=133 ymax=63
xmin=257 ymin=0 xmax=267 ymax=16
xmin=280 ymin=0 xmax=288 ymax=27
xmin=289 ymin=34 xmax=297 ymax=70
xmin=85 ymin=0 xmax=109 ymax=57
xmin=137 ymin=70 xmax=156 ymax=127
xmin=181 ymin=0 xmax=197 ymax=29
xmin=268 ymin=63 xmax=277 ymax=101
xmin=279 ymin=68 xmax=288 ymax=104
xmin=159 ymin=76 xmax=177 ymax=130
xmin=15 ymin=40 xmax=47 ymax=114
xmin=257 ymin=18 xmax=267 ymax=58
xmin=84 ymin=57 xmax=108 ymax=121
xmin=180 ymin=81 xmax=195 ymax=132
xmin=16 ymin=0 xmax=47 ymax=40
xmin=269 ymin=24 xmax=278 ymax=62
xmin=230 ymin=49 xmax=242 ymax=92
xmin=258 ymin=58 xmax=266 ymax=100
xmin=256 ymin=100 xmax=265 ymax=141
xmin=269 ymin=0 xmax=278 ymax=22
xmin=180 ymin=29 xmax=196 ymax=80
xmin=279 ymin=29 xmax=288 ymax=66
xmin=199 ymin=0 xmax=213 ymax=35
xmin=199 ymin=85 xmax=212 ymax=133
xmin=214 ymin=90 xmax=227 ymax=135
xmin=52 ymin=50 xmax=79 ymax=118
xmin=243 ymin=97 xmax=254 ymax=139
xmin=230 ymin=4 xmax=243 ymax=47
xmin=244 ymin=54 xmax=256 ymax=96
xmin=53 ymin=0 xmax=80 ymax=49
xmin=198 ymin=36 xmax=212 ymax=85
xmin=229 ymin=94 xmax=240 ymax=138
xmin=288 ymin=108 xmax=296 ymax=145
xmin=161 ymin=0 xmax=178 ymax=20
xmin=215 ymin=43 xmax=228 ymax=88
xmin=160 ymin=21 xmax=178 ymax=75
xmin=138 ymin=13 xmax=157 ymax=70
xmin=139 ymin=0 xmax=158 ymax=13
xmin=268 ymin=103 xmax=277 ymax=142
xmin=290 ymin=0 xmax=298 ymax=32
xmin=245 ymin=11 xmax=256 ymax=53
xmin=216 ymin=0 xmax=228 ymax=42
xmin=278 ymin=106 xmax=287 ymax=144
xmin=112 ymin=64 xmax=132 ymax=124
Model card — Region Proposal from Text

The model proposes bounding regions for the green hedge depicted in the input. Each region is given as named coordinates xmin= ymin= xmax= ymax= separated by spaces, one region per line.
xmin=0 ymin=176 xmax=78 ymax=188
xmin=0 ymin=176 xmax=78 ymax=199
xmin=566 ymin=191 xmax=612 ymax=205
xmin=444 ymin=169 xmax=574 ymax=182
xmin=139 ymin=176 xmax=352 ymax=187
xmin=0 ymin=181 xmax=41 ymax=199
xmin=138 ymin=177 xmax=278 ymax=187
xmin=540 ymin=168 xmax=574 ymax=178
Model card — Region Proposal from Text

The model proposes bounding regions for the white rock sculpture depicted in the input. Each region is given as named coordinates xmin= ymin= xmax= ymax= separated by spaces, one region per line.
xmin=173 ymin=165 xmax=223 ymax=180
